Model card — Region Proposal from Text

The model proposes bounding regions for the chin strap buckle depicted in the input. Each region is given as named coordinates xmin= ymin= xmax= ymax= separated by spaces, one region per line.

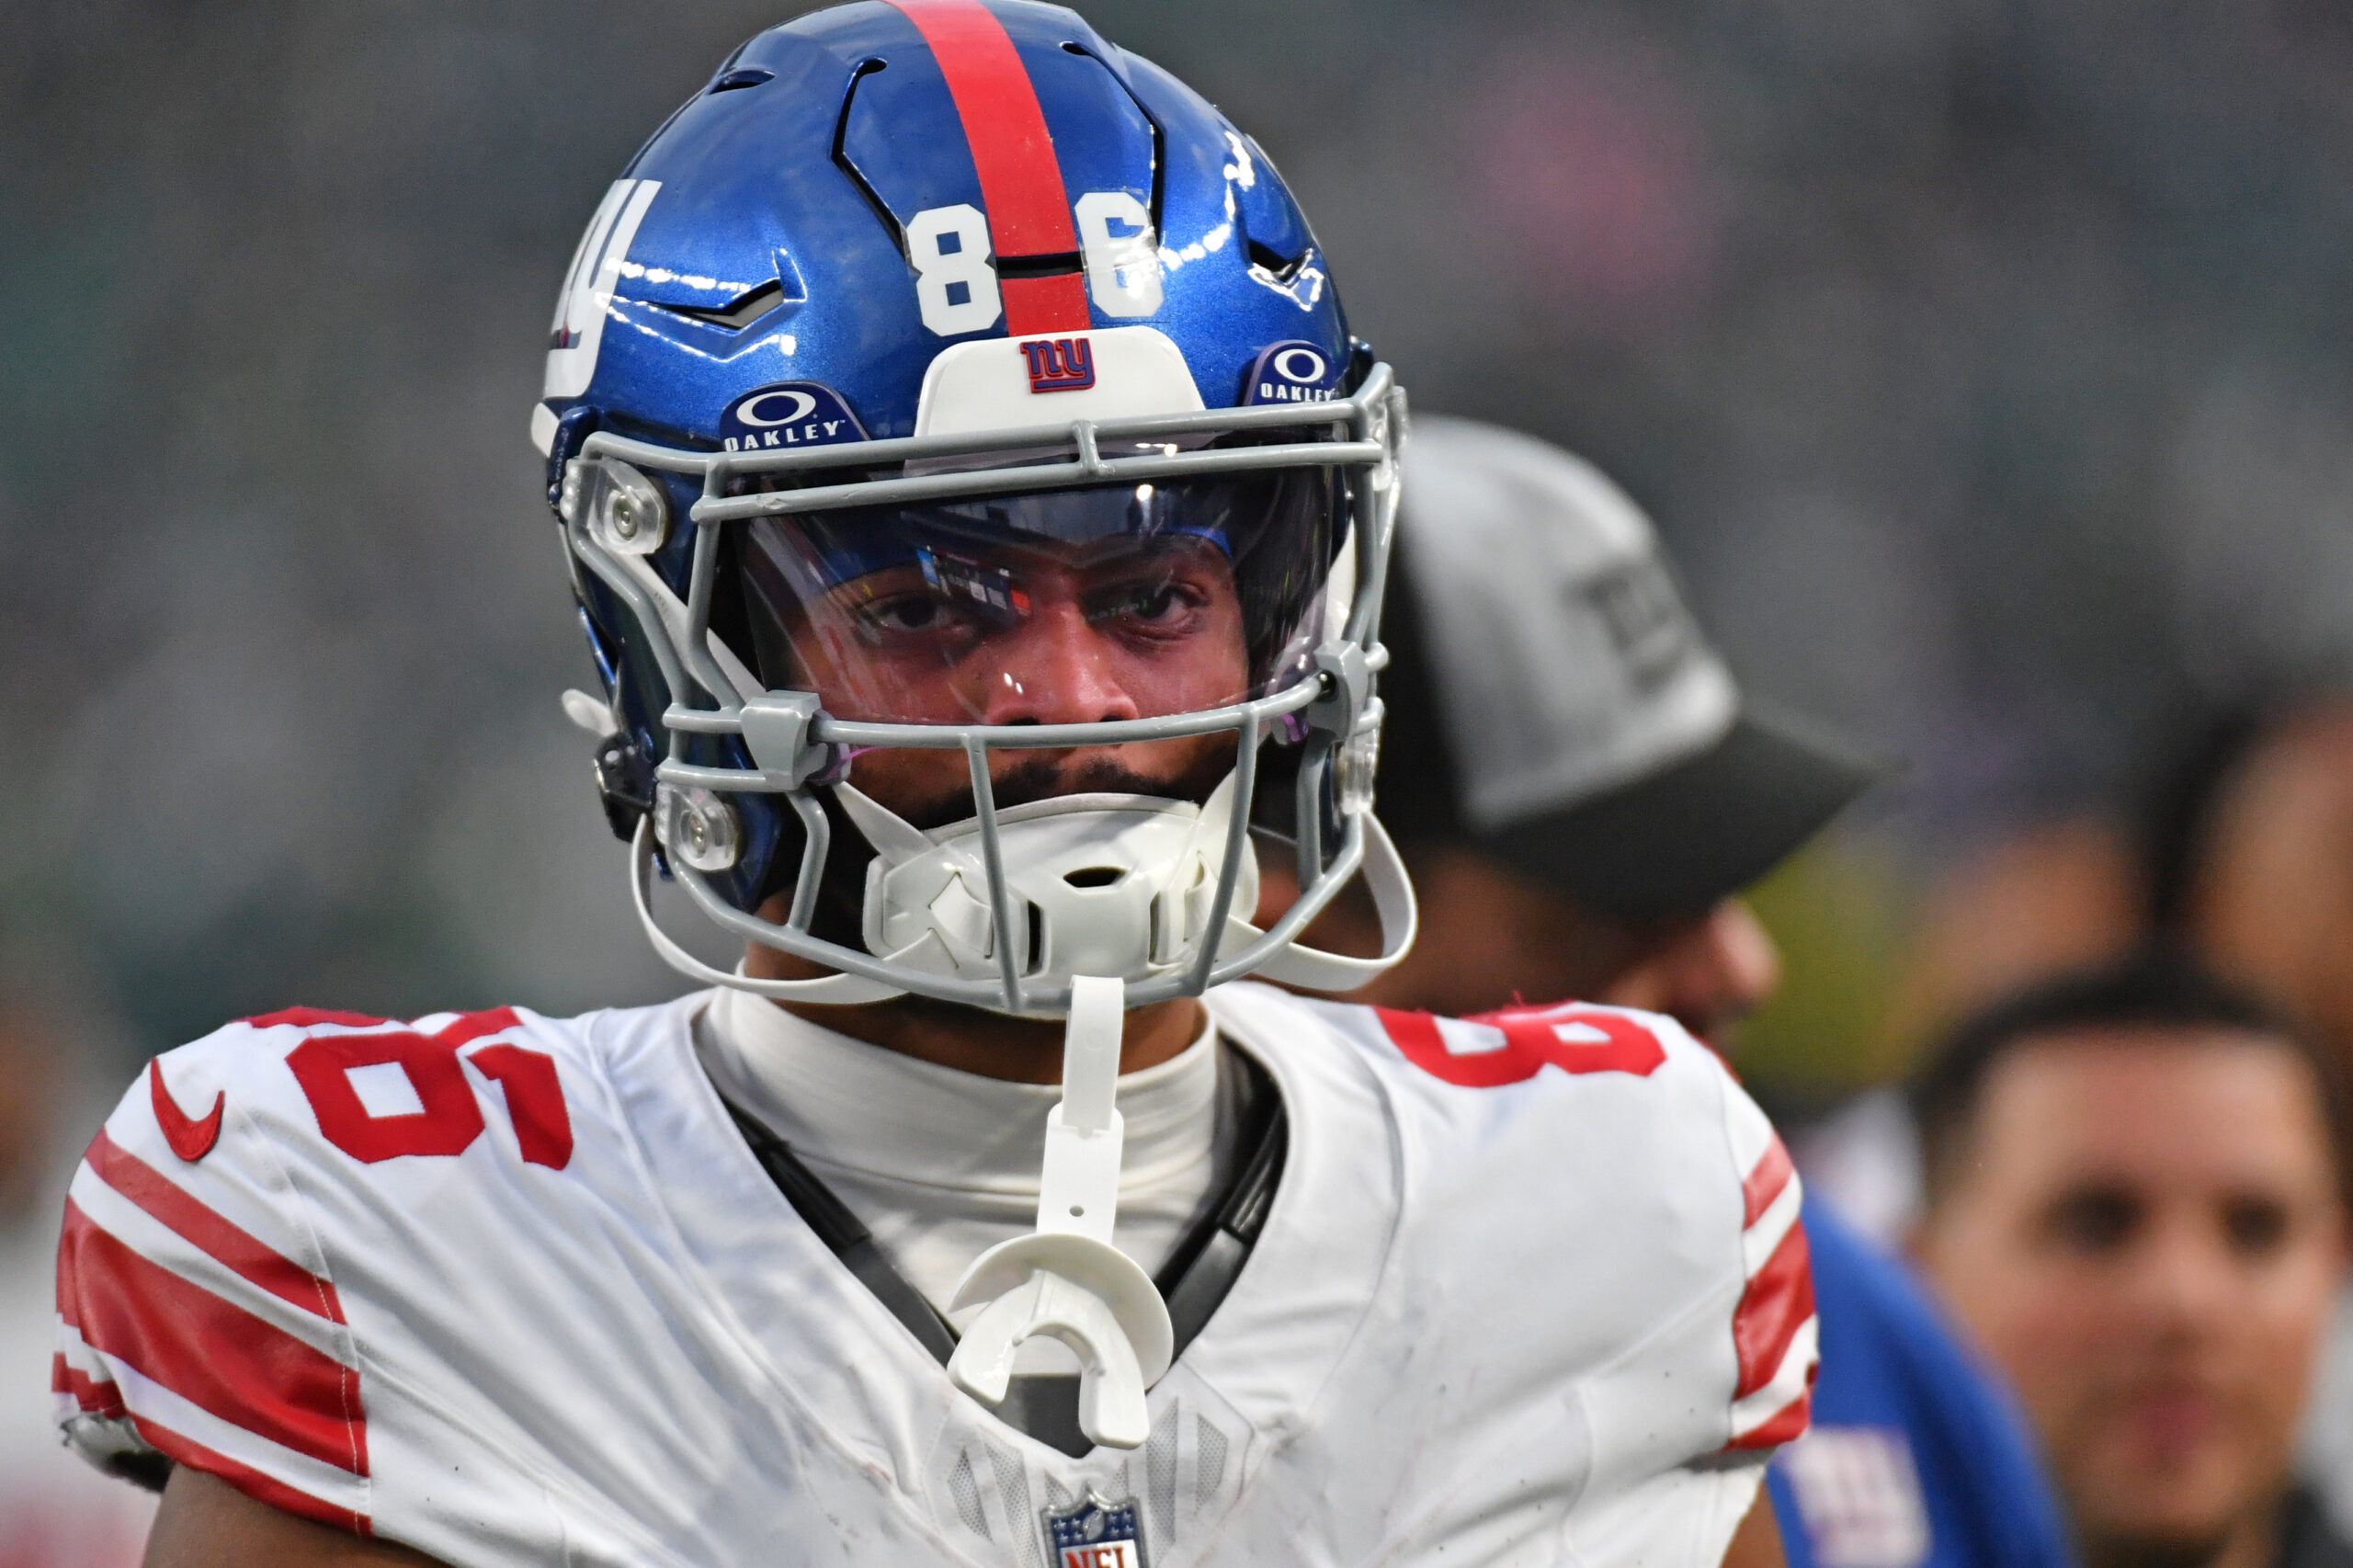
xmin=946 ymin=975 xmax=1173 ymax=1449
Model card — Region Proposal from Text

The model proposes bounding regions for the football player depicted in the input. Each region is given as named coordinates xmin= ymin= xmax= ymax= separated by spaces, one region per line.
xmin=56 ymin=6 xmax=1809 ymax=1565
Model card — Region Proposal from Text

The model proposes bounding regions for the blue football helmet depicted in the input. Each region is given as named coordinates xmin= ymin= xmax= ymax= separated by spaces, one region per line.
xmin=537 ymin=0 xmax=1414 ymax=1016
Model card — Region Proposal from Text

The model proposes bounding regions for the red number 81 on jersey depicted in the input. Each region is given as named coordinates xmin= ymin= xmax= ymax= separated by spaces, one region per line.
xmin=1377 ymin=1002 xmax=1668 ymax=1088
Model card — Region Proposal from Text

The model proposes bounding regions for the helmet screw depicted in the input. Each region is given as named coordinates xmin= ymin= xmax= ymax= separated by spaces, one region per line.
xmin=654 ymin=783 xmax=741 ymax=873
xmin=585 ymin=460 xmax=667 ymax=554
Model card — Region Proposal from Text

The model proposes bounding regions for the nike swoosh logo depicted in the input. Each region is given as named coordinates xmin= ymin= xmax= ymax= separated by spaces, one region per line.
xmin=149 ymin=1059 xmax=224 ymax=1162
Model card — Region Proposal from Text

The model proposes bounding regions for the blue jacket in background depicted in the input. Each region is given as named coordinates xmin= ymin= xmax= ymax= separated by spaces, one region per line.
xmin=1768 ymin=1194 xmax=2075 ymax=1568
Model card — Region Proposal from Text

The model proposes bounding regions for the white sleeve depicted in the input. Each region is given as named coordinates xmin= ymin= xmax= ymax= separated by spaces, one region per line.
xmin=1568 ymin=1455 xmax=1769 ymax=1567
xmin=54 ymin=1023 xmax=373 ymax=1533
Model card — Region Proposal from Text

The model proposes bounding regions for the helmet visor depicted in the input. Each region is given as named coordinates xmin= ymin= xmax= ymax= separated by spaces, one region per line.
xmin=733 ymin=461 xmax=1342 ymax=727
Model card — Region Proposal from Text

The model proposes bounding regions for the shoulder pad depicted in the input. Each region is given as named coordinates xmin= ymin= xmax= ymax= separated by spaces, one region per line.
xmin=1265 ymin=990 xmax=1821 ymax=1457
xmin=52 ymin=1004 xmax=586 ymax=1534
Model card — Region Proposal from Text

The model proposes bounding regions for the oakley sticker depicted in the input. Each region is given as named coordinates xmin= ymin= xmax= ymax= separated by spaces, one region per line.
xmin=719 ymin=382 xmax=869 ymax=452
xmin=1242 ymin=340 xmax=1341 ymax=405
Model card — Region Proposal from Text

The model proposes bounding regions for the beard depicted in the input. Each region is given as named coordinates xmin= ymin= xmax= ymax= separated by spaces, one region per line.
xmin=892 ymin=744 xmax=1236 ymax=832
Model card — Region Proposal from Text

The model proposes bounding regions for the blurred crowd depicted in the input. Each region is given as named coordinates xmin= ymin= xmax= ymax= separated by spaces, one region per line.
xmin=8 ymin=1 xmax=2353 ymax=1565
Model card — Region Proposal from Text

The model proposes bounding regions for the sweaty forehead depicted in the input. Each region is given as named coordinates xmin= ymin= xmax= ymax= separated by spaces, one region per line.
xmin=1969 ymin=1028 xmax=2336 ymax=1200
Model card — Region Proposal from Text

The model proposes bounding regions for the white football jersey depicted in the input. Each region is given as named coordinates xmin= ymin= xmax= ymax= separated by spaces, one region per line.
xmin=54 ymin=982 xmax=1815 ymax=1568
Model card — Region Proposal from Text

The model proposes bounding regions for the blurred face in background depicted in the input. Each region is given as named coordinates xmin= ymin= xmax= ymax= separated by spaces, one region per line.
xmin=1916 ymin=1028 xmax=2347 ymax=1568
xmin=2189 ymin=702 xmax=2353 ymax=1083
xmin=0 ymin=1013 xmax=55 ymax=1225
xmin=1307 ymin=842 xmax=1781 ymax=1040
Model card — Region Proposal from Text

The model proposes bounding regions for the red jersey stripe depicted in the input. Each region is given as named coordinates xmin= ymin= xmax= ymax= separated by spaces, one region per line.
xmin=51 ymin=1350 xmax=126 ymax=1418
xmin=1733 ymin=1219 xmax=1816 ymax=1398
xmin=1728 ymin=1390 xmax=1813 ymax=1451
xmin=84 ymin=1130 xmax=346 ymax=1324
xmin=244 ymin=1007 xmax=391 ymax=1030
xmin=883 ymin=0 xmax=1089 ymax=333
xmin=1742 ymin=1135 xmax=1795 ymax=1228
xmin=131 ymin=1415 xmax=370 ymax=1536
xmin=61 ymin=1199 xmax=367 ymax=1475
xmin=437 ymin=1006 xmax=522 ymax=1050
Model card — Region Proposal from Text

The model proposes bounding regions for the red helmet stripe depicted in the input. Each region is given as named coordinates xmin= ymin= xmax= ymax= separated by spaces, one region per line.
xmin=884 ymin=0 xmax=1090 ymax=333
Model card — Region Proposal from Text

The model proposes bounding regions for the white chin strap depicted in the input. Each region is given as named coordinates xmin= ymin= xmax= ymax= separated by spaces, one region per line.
xmin=945 ymin=974 xmax=1172 ymax=1449
xmin=835 ymin=773 xmax=1261 ymax=994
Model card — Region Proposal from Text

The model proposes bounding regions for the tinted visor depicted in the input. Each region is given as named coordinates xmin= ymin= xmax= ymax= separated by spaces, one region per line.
xmin=733 ymin=464 xmax=1342 ymax=726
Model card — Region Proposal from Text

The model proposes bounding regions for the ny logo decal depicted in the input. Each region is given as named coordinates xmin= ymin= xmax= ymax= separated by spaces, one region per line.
xmin=1022 ymin=336 xmax=1096 ymax=393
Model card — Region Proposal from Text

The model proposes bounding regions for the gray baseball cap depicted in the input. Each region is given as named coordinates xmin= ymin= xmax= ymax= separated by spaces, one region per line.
xmin=1375 ymin=416 xmax=1879 ymax=920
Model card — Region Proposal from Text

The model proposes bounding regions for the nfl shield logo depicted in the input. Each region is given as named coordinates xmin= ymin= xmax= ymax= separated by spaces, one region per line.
xmin=1042 ymin=1490 xmax=1147 ymax=1568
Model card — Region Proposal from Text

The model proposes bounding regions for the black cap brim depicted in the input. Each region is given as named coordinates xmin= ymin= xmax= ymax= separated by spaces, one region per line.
xmin=1481 ymin=706 xmax=1885 ymax=922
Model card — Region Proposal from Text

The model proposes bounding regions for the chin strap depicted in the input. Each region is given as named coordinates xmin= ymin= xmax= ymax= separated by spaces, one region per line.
xmin=946 ymin=974 xmax=1174 ymax=1449
xmin=1227 ymin=809 xmax=1419 ymax=994
xmin=631 ymin=794 xmax=1415 ymax=1007
xmin=628 ymin=817 xmax=908 ymax=1004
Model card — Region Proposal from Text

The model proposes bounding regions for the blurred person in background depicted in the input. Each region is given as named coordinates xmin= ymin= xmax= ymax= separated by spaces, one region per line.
xmin=2144 ymin=694 xmax=2353 ymax=1089
xmin=1786 ymin=686 xmax=2353 ymax=1540
xmin=2143 ymin=693 xmax=2353 ymax=1534
xmin=1912 ymin=957 xmax=2352 ymax=1568
xmin=0 ymin=985 xmax=152 ymax=1568
xmin=1793 ymin=816 xmax=2144 ymax=1250
xmin=1810 ymin=690 xmax=2353 ymax=1229
xmin=1285 ymin=416 xmax=2074 ymax=1568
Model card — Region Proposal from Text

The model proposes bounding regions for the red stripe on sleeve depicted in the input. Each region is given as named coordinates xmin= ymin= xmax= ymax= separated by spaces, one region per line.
xmin=884 ymin=0 xmax=1089 ymax=333
xmin=1727 ymin=1390 xmax=1813 ymax=1451
xmin=61 ymin=1199 xmax=367 ymax=1476
xmin=84 ymin=1130 xmax=346 ymax=1324
xmin=1742 ymin=1135 xmax=1795 ymax=1228
xmin=1733 ymin=1219 xmax=1816 ymax=1399
xmin=52 ymin=1350 xmax=126 ymax=1418
xmin=131 ymin=1416 xmax=370 ymax=1536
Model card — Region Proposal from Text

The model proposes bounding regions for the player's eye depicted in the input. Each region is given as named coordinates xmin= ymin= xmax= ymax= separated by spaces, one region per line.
xmin=853 ymin=592 xmax=977 ymax=645
xmin=2043 ymin=1186 xmax=2143 ymax=1256
xmin=2221 ymin=1194 xmax=2290 ymax=1259
xmin=860 ymin=594 xmax=942 ymax=631
xmin=1089 ymin=576 xmax=1203 ymax=630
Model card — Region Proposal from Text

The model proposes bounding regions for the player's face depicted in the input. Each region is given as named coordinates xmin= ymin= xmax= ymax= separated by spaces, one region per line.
xmin=736 ymin=465 xmax=1335 ymax=827
xmin=1917 ymin=1031 xmax=2347 ymax=1565
xmin=785 ymin=532 xmax=1249 ymax=824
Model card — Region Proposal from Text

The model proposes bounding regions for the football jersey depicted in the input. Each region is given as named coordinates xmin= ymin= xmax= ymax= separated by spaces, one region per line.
xmin=53 ymin=982 xmax=1816 ymax=1568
